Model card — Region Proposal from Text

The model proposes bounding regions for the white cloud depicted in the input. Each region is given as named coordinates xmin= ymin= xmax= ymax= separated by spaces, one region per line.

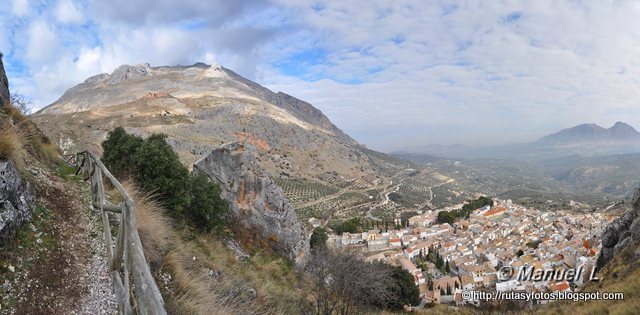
xmin=260 ymin=0 xmax=640 ymax=150
xmin=5 ymin=0 xmax=640 ymax=151
xmin=54 ymin=0 xmax=84 ymax=24
xmin=2 ymin=0 xmax=277 ymax=108
xmin=11 ymin=0 xmax=29 ymax=16
xmin=25 ymin=20 xmax=59 ymax=63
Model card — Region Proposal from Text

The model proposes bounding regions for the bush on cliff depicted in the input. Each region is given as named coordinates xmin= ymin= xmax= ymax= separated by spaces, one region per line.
xmin=188 ymin=172 xmax=227 ymax=233
xmin=132 ymin=133 xmax=191 ymax=218
xmin=309 ymin=227 xmax=328 ymax=250
xmin=102 ymin=127 xmax=227 ymax=231
xmin=101 ymin=127 xmax=144 ymax=179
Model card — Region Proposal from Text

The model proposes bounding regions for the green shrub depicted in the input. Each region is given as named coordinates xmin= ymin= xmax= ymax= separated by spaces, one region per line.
xmin=102 ymin=128 xmax=227 ymax=230
xmin=384 ymin=266 xmax=420 ymax=309
xmin=188 ymin=172 xmax=227 ymax=232
xmin=309 ymin=227 xmax=328 ymax=250
xmin=102 ymin=127 xmax=144 ymax=179
xmin=132 ymin=133 xmax=191 ymax=219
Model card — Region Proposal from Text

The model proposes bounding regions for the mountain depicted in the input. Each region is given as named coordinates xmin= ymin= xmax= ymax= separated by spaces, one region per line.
xmin=537 ymin=122 xmax=640 ymax=144
xmin=38 ymin=63 xmax=344 ymax=137
xmin=0 ymin=61 xmax=316 ymax=314
xmin=35 ymin=63 xmax=368 ymax=170
xmin=33 ymin=62 xmax=415 ymax=225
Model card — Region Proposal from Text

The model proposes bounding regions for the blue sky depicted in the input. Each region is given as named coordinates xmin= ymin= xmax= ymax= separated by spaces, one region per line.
xmin=2 ymin=0 xmax=640 ymax=152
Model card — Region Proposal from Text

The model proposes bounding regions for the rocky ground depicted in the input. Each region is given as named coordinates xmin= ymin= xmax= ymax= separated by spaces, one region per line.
xmin=0 ymin=158 xmax=117 ymax=314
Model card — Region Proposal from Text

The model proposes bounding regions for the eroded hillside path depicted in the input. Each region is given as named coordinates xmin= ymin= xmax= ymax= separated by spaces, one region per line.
xmin=0 ymin=161 xmax=117 ymax=314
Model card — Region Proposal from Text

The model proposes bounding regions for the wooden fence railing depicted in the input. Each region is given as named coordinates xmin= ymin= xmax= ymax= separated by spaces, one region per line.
xmin=66 ymin=151 xmax=166 ymax=315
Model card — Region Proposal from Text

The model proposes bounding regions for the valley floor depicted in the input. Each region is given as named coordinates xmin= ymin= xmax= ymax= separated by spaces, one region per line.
xmin=0 ymin=160 xmax=117 ymax=314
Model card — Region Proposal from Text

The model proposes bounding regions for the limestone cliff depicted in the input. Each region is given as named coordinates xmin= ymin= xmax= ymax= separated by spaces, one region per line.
xmin=0 ymin=54 xmax=9 ymax=105
xmin=598 ymin=187 xmax=640 ymax=269
xmin=0 ymin=160 xmax=36 ymax=245
xmin=0 ymin=56 xmax=35 ymax=244
xmin=194 ymin=142 xmax=309 ymax=265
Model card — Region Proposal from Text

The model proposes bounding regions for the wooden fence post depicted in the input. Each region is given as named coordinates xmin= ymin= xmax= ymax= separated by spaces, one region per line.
xmin=80 ymin=151 xmax=166 ymax=315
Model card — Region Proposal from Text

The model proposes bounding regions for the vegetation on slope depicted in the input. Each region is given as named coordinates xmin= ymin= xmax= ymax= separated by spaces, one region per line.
xmin=102 ymin=127 xmax=314 ymax=313
xmin=1 ymin=101 xmax=120 ymax=313
xmin=309 ymin=227 xmax=328 ymax=250
xmin=541 ymin=251 xmax=640 ymax=315
xmin=102 ymin=127 xmax=227 ymax=232
xmin=102 ymin=126 xmax=425 ymax=314
xmin=437 ymin=196 xmax=494 ymax=224
xmin=304 ymin=247 xmax=420 ymax=314
xmin=0 ymin=101 xmax=59 ymax=170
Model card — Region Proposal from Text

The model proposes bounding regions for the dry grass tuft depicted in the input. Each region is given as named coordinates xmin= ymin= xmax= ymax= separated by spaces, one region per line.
xmin=539 ymin=247 xmax=640 ymax=315
xmin=32 ymin=136 xmax=59 ymax=163
xmin=115 ymin=181 xmax=302 ymax=314
xmin=1 ymin=101 xmax=60 ymax=165
xmin=0 ymin=123 xmax=26 ymax=169
xmin=162 ymin=234 xmax=303 ymax=315
xmin=165 ymin=247 xmax=240 ymax=315
xmin=105 ymin=183 xmax=125 ymax=205
xmin=2 ymin=102 xmax=27 ymax=123
xmin=122 ymin=180 xmax=173 ymax=267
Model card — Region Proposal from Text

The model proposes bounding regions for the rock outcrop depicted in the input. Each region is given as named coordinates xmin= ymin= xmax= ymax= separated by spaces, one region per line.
xmin=194 ymin=142 xmax=309 ymax=265
xmin=0 ymin=54 xmax=9 ymax=105
xmin=107 ymin=63 xmax=151 ymax=84
xmin=0 ymin=160 xmax=36 ymax=245
xmin=598 ymin=187 xmax=640 ymax=268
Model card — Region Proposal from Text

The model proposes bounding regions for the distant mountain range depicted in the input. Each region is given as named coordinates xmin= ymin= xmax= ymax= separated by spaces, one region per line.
xmin=396 ymin=122 xmax=640 ymax=160
xmin=537 ymin=122 xmax=640 ymax=144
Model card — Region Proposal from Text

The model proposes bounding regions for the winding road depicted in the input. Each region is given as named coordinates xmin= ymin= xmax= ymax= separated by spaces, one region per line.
xmin=417 ymin=179 xmax=455 ymax=210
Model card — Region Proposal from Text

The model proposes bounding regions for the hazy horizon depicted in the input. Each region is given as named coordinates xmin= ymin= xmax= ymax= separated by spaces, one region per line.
xmin=3 ymin=1 xmax=640 ymax=152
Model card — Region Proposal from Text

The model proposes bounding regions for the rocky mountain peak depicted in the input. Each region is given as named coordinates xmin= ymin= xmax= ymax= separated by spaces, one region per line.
xmin=609 ymin=121 xmax=639 ymax=138
xmin=203 ymin=63 xmax=227 ymax=78
xmin=36 ymin=62 xmax=346 ymax=137
xmin=107 ymin=63 xmax=151 ymax=84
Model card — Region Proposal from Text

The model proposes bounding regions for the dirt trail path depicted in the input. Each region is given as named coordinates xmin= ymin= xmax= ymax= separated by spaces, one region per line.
xmin=0 ymin=163 xmax=117 ymax=314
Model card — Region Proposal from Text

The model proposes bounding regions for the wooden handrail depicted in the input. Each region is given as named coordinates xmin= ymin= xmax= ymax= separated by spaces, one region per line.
xmin=73 ymin=151 xmax=166 ymax=315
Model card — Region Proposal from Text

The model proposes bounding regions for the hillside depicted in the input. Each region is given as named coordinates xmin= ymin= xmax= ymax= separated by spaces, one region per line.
xmin=0 ymin=60 xmax=315 ymax=314
xmin=34 ymin=63 xmax=361 ymax=171
xmin=1 ymin=94 xmax=119 ymax=312
xmin=32 ymin=63 xmax=457 ymax=225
